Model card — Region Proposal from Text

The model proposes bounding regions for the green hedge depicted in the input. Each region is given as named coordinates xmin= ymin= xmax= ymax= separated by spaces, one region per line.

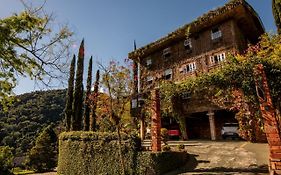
xmin=57 ymin=132 xmax=188 ymax=175
xmin=139 ymin=151 xmax=188 ymax=175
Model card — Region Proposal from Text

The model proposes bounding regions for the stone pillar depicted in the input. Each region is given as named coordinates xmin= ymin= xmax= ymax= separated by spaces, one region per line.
xmin=207 ymin=111 xmax=216 ymax=141
xmin=140 ymin=117 xmax=145 ymax=141
xmin=254 ymin=64 xmax=281 ymax=175
xmin=151 ymin=89 xmax=161 ymax=152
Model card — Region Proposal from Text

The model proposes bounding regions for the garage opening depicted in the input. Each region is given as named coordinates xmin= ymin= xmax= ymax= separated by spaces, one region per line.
xmin=185 ymin=110 xmax=237 ymax=140
xmin=186 ymin=112 xmax=210 ymax=139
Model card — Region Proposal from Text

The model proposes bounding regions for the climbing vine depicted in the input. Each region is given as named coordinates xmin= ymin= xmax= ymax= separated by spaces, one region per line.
xmin=160 ymin=34 xmax=281 ymax=141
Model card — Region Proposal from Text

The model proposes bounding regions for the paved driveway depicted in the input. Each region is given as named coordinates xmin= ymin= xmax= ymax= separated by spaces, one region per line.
xmin=166 ymin=140 xmax=269 ymax=175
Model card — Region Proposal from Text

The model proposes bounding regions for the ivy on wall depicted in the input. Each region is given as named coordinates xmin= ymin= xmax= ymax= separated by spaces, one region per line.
xmin=159 ymin=34 xmax=281 ymax=141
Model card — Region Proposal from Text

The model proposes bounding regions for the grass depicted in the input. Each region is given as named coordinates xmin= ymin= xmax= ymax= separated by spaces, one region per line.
xmin=13 ymin=167 xmax=35 ymax=175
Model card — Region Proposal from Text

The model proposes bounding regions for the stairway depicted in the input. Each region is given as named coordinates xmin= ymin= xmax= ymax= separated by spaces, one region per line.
xmin=142 ymin=140 xmax=201 ymax=150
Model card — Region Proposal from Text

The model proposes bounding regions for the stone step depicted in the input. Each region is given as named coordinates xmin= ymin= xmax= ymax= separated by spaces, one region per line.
xmin=142 ymin=140 xmax=202 ymax=147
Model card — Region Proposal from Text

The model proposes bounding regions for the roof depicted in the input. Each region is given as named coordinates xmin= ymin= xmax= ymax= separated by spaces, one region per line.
xmin=128 ymin=0 xmax=264 ymax=60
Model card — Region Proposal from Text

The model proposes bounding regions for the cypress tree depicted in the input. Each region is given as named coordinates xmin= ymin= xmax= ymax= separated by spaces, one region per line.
xmin=273 ymin=0 xmax=281 ymax=34
xmin=90 ymin=69 xmax=100 ymax=131
xmin=83 ymin=56 xmax=93 ymax=131
xmin=72 ymin=39 xmax=85 ymax=131
xmin=65 ymin=55 xmax=76 ymax=131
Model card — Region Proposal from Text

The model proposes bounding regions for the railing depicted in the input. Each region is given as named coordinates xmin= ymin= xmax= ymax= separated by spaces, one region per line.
xmin=211 ymin=31 xmax=222 ymax=40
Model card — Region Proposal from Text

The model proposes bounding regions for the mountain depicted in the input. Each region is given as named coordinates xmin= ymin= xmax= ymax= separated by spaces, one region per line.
xmin=0 ymin=89 xmax=66 ymax=156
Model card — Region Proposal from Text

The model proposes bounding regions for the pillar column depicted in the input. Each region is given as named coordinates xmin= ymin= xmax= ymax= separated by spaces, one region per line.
xmin=207 ymin=111 xmax=216 ymax=141
xmin=254 ymin=64 xmax=281 ymax=175
xmin=140 ymin=117 xmax=145 ymax=141
xmin=151 ymin=89 xmax=161 ymax=152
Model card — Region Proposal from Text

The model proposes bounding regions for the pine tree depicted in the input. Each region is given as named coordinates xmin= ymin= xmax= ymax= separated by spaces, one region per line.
xmin=27 ymin=125 xmax=57 ymax=172
xmin=65 ymin=55 xmax=76 ymax=131
xmin=273 ymin=0 xmax=281 ymax=34
xmin=83 ymin=56 xmax=93 ymax=131
xmin=72 ymin=39 xmax=85 ymax=131
xmin=90 ymin=69 xmax=100 ymax=131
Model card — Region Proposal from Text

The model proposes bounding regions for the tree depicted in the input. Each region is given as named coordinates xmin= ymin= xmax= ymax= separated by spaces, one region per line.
xmin=273 ymin=0 xmax=281 ymax=34
xmin=99 ymin=61 xmax=133 ymax=175
xmin=83 ymin=56 xmax=93 ymax=131
xmin=0 ymin=89 xmax=65 ymax=156
xmin=0 ymin=3 xmax=73 ymax=108
xmin=0 ymin=146 xmax=14 ymax=175
xmin=27 ymin=125 xmax=57 ymax=172
xmin=89 ymin=69 xmax=100 ymax=131
xmin=65 ymin=55 xmax=76 ymax=131
xmin=72 ymin=40 xmax=85 ymax=131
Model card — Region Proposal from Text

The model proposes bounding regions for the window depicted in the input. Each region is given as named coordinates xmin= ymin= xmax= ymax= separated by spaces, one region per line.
xmin=211 ymin=27 xmax=222 ymax=40
xmin=164 ymin=69 xmax=172 ymax=80
xmin=147 ymin=76 xmax=153 ymax=84
xmin=131 ymin=99 xmax=137 ymax=108
xmin=163 ymin=47 xmax=171 ymax=59
xmin=210 ymin=53 xmax=226 ymax=65
xmin=184 ymin=38 xmax=192 ymax=51
xmin=187 ymin=62 xmax=196 ymax=72
xmin=146 ymin=58 xmax=152 ymax=67
xmin=179 ymin=62 xmax=196 ymax=74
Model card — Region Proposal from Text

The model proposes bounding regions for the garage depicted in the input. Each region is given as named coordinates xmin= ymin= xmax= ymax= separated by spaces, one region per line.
xmin=185 ymin=110 xmax=237 ymax=140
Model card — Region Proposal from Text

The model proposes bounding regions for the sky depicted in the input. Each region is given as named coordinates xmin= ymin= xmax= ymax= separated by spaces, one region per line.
xmin=0 ymin=0 xmax=276 ymax=95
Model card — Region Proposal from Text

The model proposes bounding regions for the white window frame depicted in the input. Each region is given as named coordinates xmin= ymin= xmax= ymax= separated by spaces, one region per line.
xmin=164 ymin=68 xmax=173 ymax=80
xmin=188 ymin=62 xmax=196 ymax=72
xmin=180 ymin=62 xmax=196 ymax=74
xmin=210 ymin=52 xmax=226 ymax=65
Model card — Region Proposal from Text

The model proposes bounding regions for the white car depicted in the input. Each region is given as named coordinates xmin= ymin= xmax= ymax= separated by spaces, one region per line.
xmin=221 ymin=123 xmax=239 ymax=139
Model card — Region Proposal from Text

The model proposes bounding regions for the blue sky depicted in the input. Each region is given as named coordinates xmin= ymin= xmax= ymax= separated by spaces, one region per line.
xmin=0 ymin=0 xmax=276 ymax=95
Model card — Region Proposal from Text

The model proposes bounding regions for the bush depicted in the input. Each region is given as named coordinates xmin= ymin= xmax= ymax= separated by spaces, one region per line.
xmin=140 ymin=151 xmax=188 ymax=175
xmin=26 ymin=125 xmax=57 ymax=172
xmin=177 ymin=144 xmax=185 ymax=150
xmin=162 ymin=145 xmax=171 ymax=152
xmin=161 ymin=128 xmax=169 ymax=144
xmin=0 ymin=146 xmax=14 ymax=175
xmin=58 ymin=131 xmax=188 ymax=175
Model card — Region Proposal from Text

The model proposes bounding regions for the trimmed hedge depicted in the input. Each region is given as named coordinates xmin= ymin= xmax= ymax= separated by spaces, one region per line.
xmin=57 ymin=132 xmax=188 ymax=175
xmin=139 ymin=151 xmax=188 ymax=175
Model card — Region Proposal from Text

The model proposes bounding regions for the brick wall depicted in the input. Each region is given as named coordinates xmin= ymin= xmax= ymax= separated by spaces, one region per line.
xmin=139 ymin=19 xmax=248 ymax=87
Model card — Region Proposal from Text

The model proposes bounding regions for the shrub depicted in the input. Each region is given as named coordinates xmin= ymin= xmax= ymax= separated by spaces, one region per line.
xmin=162 ymin=145 xmax=171 ymax=152
xmin=0 ymin=146 xmax=14 ymax=175
xmin=26 ymin=125 xmax=57 ymax=172
xmin=177 ymin=144 xmax=185 ymax=150
xmin=140 ymin=151 xmax=188 ymax=175
xmin=58 ymin=131 xmax=188 ymax=175
xmin=161 ymin=128 xmax=169 ymax=145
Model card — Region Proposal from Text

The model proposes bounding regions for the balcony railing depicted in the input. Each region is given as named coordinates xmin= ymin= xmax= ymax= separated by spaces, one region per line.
xmin=211 ymin=31 xmax=222 ymax=40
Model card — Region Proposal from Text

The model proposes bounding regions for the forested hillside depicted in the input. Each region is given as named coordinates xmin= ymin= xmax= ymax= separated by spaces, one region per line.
xmin=0 ymin=89 xmax=66 ymax=156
